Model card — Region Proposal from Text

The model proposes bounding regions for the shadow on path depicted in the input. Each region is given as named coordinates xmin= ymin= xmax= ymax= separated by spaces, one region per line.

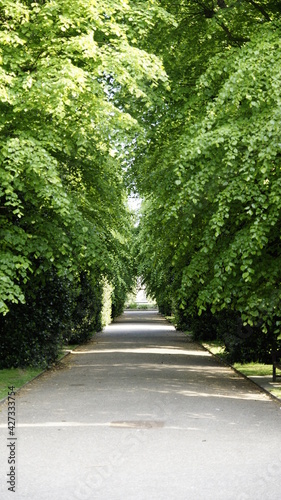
xmin=0 ymin=310 xmax=281 ymax=500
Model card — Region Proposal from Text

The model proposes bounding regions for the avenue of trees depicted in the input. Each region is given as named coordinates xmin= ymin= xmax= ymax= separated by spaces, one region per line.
xmin=0 ymin=0 xmax=281 ymax=367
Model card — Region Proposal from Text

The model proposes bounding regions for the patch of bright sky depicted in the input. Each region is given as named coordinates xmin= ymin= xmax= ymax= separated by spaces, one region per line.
xmin=128 ymin=195 xmax=142 ymax=226
xmin=128 ymin=195 xmax=142 ymax=212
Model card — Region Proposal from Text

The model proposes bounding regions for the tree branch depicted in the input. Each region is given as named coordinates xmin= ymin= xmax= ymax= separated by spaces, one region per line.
xmin=247 ymin=0 xmax=271 ymax=22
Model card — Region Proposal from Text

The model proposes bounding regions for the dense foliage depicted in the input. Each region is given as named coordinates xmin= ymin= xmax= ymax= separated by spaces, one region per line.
xmin=1 ymin=0 xmax=281 ymax=367
xmin=134 ymin=0 xmax=281 ymax=361
xmin=0 ymin=0 xmax=169 ymax=367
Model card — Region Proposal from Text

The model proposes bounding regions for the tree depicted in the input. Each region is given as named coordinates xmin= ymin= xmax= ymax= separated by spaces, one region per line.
xmin=0 ymin=0 xmax=169 ymax=315
xmin=134 ymin=1 xmax=281 ymax=355
xmin=0 ymin=0 xmax=173 ymax=367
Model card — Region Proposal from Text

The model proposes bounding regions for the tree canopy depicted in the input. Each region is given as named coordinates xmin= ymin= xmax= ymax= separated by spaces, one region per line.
xmin=0 ymin=0 xmax=169 ymax=315
xmin=134 ymin=0 xmax=281 ymax=344
xmin=1 ymin=0 xmax=281 ymax=366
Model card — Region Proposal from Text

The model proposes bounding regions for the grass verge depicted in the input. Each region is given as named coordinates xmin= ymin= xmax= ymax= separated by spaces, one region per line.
xmin=234 ymin=362 xmax=281 ymax=399
xmin=202 ymin=340 xmax=227 ymax=359
xmin=202 ymin=340 xmax=281 ymax=400
xmin=165 ymin=315 xmax=177 ymax=326
xmin=0 ymin=344 xmax=77 ymax=402
xmin=0 ymin=367 xmax=42 ymax=401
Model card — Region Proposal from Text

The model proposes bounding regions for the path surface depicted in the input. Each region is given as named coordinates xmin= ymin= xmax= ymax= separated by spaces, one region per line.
xmin=0 ymin=310 xmax=281 ymax=500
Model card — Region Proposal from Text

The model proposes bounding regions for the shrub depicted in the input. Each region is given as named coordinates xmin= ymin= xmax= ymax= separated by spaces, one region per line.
xmin=65 ymin=272 xmax=102 ymax=345
xmin=0 ymin=270 xmax=104 ymax=368
xmin=0 ymin=270 xmax=72 ymax=368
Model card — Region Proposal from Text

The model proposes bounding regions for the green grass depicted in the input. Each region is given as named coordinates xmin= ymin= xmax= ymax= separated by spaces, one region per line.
xmin=234 ymin=362 xmax=281 ymax=399
xmin=126 ymin=302 xmax=138 ymax=309
xmin=166 ymin=315 xmax=177 ymax=326
xmin=0 ymin=345 xmax=79 ymax=402
xmin=0 ymin=367 xmax=43 ymax=401
xmin=233 ymin=362 xmax=274 ymax=377
xmin=202 ymin=340 xmax=227 ymax=358
xmin=271 ymin=387 xmax=281 ymax=399
xmin=202 ymin=341 xmax=281 ymax=400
